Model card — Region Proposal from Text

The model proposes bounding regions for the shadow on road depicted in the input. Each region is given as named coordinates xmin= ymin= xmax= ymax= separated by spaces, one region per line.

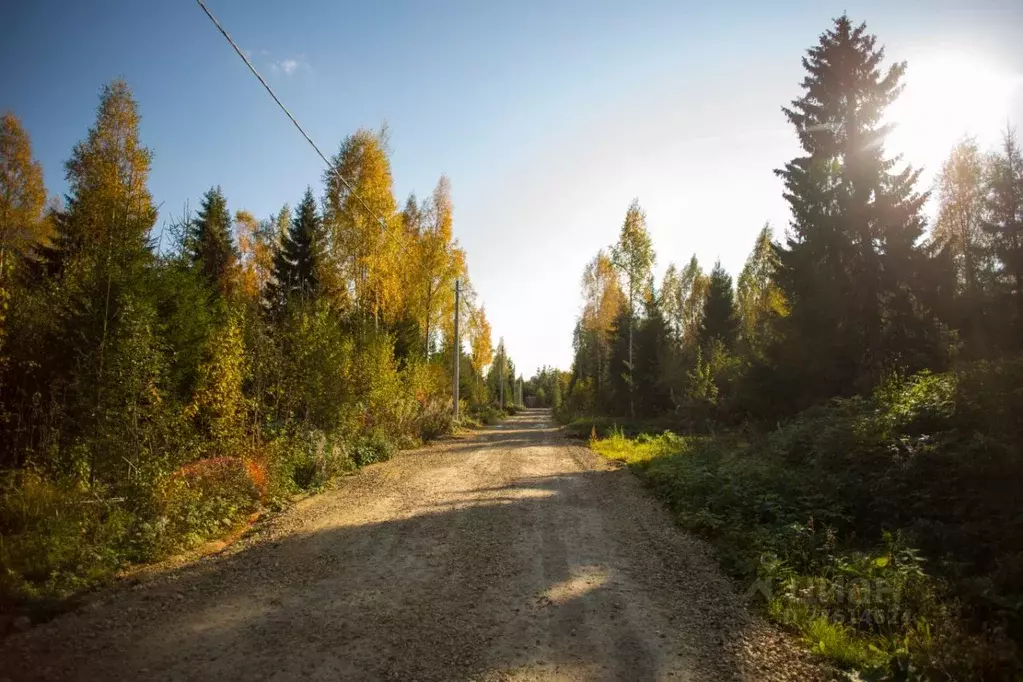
xmin=2 ymin=409 xmax=769 ymax=681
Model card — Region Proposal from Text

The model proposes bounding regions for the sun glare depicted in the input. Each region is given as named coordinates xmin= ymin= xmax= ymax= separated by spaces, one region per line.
xmin=885 ymin=53 xmax=1018 ymax=175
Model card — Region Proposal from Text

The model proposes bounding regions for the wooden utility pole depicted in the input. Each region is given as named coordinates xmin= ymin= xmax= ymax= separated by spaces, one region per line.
xmin=452 ymin=279 xmax=460 ymax=420
xmin=500 ymin=351 xmax=505 ymax=410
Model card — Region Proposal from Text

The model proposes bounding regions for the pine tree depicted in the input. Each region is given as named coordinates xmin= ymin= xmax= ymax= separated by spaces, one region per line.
xmin=187 ymin=186 xmax=236 ymax=299
xmin=699 ymin=261 xmax=738 ymax=351
xmin=774 ymin=16 xmax=932 ymax=403
xmin=270 ymin=187 xmax=323 ymax=304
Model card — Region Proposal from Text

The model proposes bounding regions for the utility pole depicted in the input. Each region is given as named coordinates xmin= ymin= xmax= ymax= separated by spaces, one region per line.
xmin=500 ymin=350 xmax=505 ymax=410
xmin=452 ymin=279 xmax=460 ymax=420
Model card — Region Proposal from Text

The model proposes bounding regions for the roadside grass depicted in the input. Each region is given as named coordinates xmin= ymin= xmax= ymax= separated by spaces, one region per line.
xmin=562 ymin=416 xmax=679 ymax=441
xmin=587 ymin=362 xmax=1023 ymax=680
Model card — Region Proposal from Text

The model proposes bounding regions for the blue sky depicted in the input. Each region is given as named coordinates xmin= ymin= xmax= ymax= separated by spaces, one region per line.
xmin=4 ymin=1 xmax=1022 ymax=375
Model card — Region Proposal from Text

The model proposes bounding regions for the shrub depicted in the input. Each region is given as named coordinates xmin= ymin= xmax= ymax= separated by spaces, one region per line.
xmin=161 ymin=456 xmax=262 ymax=547
xmin=591 ymin=363 xmax=1023 ymax=678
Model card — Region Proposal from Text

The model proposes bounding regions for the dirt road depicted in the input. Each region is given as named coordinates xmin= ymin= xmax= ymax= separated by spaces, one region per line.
xmin=1 ymin=409 xmax=824 ymax=681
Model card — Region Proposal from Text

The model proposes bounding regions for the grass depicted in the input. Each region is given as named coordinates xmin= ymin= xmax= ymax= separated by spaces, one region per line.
xmin=561 ymin=415 xmax=680 ymax=441
xmin=589 ymin=429 xmax=687 ymax=464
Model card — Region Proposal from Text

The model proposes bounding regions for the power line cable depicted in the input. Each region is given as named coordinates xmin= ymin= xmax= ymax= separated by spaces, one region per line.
xmin=195 ymin=0 xmax=396 ymax=241
xmin=196 ymin=0 xmax=494 ymax=350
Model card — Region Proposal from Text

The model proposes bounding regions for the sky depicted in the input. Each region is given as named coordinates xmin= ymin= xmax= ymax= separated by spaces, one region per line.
xmin=3 ymin=1 xmax=1022 ymax=377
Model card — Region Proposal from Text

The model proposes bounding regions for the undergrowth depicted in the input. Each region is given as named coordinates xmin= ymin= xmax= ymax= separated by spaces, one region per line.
xmin=589 ymin=362 xmax=1023 ymax=680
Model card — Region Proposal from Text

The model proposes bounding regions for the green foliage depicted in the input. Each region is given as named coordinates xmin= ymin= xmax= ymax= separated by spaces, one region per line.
xmin=772 ymin=16 xmax=939 ymax=408
xmin=591 ymin=364 xmax=1023 ymax=678
xmin=698 ymin=261 xmax=738 ymax=351
xmin=267 ymin=187 xmax=324 ymax=309
xmin=186 ymin=186 xmax=236 ymax=299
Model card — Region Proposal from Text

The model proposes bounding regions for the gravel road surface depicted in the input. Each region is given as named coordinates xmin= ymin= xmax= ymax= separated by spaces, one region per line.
xmin=1 ymin=409 xmax=826 ymax=681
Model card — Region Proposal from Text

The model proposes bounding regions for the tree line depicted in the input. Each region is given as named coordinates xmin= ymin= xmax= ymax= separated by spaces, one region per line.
xmin=561 ymin=17 xmax=1022 ymax=427
xmin=0 ymin=80 xmax=509 ymax=603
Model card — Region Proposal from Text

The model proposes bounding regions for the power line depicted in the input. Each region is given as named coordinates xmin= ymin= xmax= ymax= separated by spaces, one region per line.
xmin=196 ymin=0 xmax=496 ymax=366
xmin=194 ymin=0 xmax=394 ymax=240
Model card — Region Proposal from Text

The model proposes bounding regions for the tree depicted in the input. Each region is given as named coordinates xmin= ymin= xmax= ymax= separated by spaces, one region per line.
xmin=468 ymin=304 xmax=493 ymax=403
xmin=0 ymin=112 xmax=47 ymax=355
xmin=187 ymin=186 xmax=236 ymax=299
xmin=234 ymin=209 xmax=275 ymax=303
xmin=610 ymin=199 xmax=654 ymax=417
xmin=322 ymin=128 xmax=402 ymax=322
xmin=406 ymin=177 xmax=464 ymax=356
xmin=774 ymin=16 xmax=933 ymax=404
xmin=699 ymin=261 xmax=738 ymax=351
xmin=984 ymin=127 xmax=1023 ymax=341
xmin=270 ymin=187 xmax=324 ymax=305
xmin=13 ymin=80 xmax=161 ymax=481
xmin=935 ymin=138 xmax=992 ymax=297
xmin=635 ymin=285 xmax=671 ymax=416
xmin=736 ymin=224 xmax=786 ymax=356
xmin=930 ymin=138 xmax=999 ymax=355
xmin=44 ymin=80 xmax=156 ymax=272
xmin=579 ymin=250 xmax=625 ymax=399
xmin=0 ymin=112 xmax=47 ymax=279
xmin=489 ymin=337 xmax=515 ymax=409
xmin=661 ymin=254 xmax=708 ymax=352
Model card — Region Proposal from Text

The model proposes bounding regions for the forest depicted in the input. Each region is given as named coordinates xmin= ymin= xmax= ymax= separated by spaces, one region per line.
xmin=0 ymin=81 xmax=523 ymax=612
xmin=548 ymin=16 xmax=1023 ymax=680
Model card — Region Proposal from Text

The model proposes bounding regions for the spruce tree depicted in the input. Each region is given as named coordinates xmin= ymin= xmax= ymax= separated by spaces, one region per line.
xmin=187 ymin=186 xmax=236 ymax=298
xmin=699 ymin=261 xmax=738 ymax=351
xmin=635 ymin=286 xmax=671 ymax=416
xmin=271 ymin=187 xmax=323 ymax=305
xmin=774 ymin=15 xmax=932 ymax=403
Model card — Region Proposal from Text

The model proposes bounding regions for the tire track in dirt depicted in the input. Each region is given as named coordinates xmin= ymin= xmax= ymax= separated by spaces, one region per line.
xmin=0 ymin=409 xmax=827 ymax=681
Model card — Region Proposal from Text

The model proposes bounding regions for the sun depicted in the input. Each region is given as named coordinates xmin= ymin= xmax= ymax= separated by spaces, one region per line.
xmin=885 ymin=52 xmax=1018 ymax=176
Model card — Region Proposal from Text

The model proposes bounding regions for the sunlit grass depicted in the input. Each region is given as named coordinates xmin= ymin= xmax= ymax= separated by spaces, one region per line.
xmin=588 ymin=428 xmax=688 ymax=465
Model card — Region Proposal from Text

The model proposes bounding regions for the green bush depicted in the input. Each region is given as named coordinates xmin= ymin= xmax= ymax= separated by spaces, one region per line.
xmin=467 ymin=403 xmax=504 ymax=425
xmin=591 ymin=362 xmax=1023 ymax=679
